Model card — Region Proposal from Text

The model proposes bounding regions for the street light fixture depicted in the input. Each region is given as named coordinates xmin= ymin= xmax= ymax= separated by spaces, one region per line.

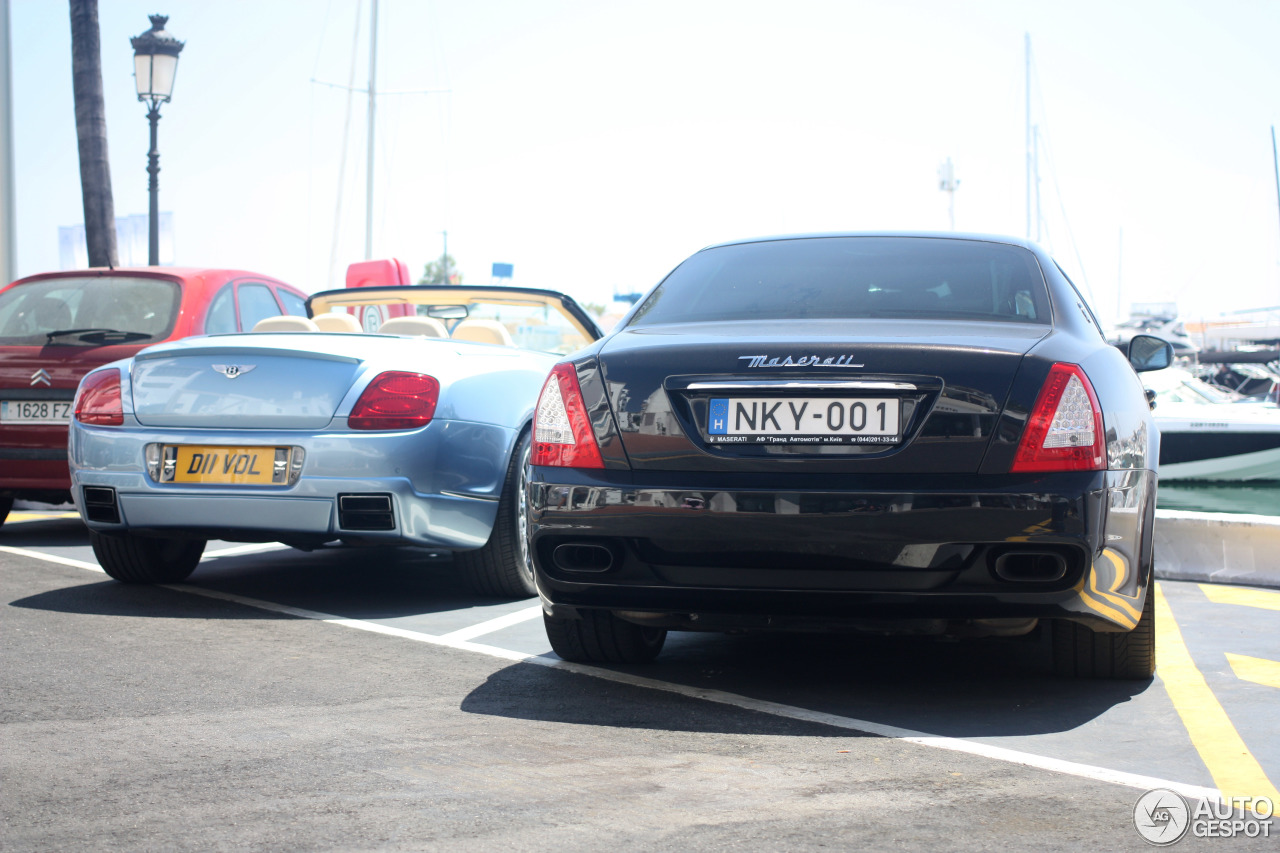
xmin=131 ymin=15 xmax=183 ymax=266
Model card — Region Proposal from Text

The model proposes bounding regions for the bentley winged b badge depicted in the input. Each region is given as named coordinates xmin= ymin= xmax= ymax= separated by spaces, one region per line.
xmin=211 ymin=364 xmax=257 ymax=379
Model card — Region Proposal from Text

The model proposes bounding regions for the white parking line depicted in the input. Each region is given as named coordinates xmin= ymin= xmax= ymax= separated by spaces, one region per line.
xmin=0 ymin=545 xmax=103 ymax=573
xmin=203 ymin=543 xmax=290 ymax=559
xmin=6 ymin=547 xmax=1227 ymax=808
xmin=438 ymin=604 xmax=544 ymax=642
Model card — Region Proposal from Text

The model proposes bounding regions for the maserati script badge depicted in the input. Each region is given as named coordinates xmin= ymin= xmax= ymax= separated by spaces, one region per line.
xmin=738 ymin=354 xmax=865 ymax=368
xmin=211 ymin=364 xmax=257 ymax=379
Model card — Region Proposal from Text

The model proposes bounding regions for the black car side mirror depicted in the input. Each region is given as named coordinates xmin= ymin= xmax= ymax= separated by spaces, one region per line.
xmin=1127 ymin=334 xmax=1174 ymax=373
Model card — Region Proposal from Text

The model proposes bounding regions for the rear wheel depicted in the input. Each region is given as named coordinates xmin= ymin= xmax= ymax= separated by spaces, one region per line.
xmin=455 ymin=430 xmax=537 ymax=598
xmin=90 ymin=531 xmax=205 ymax=584
xmin=544 ymin=610 xmax=667 ymax=664
xmin=1052 ymin=577 xmax=1155 ymax=680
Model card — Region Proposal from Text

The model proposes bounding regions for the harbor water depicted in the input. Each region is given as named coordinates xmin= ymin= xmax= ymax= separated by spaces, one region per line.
xmin=1157 ymin=481 xmax=1280 ymax=516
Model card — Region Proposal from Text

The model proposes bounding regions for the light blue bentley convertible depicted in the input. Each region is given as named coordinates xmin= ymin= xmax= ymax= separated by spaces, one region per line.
xmin=68 ymin=282 xmax=600 ymax=597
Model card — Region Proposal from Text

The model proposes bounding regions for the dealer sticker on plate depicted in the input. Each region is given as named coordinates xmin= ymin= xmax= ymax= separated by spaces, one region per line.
xmin=707 ymin=397 xmax=901 ymax=444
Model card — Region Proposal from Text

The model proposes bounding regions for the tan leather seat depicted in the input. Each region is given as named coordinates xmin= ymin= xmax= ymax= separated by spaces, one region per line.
xmin=313 ymin=312 xmax=363 ymax=333
xmin=378 ymin=316 xmax=449 ymax=338
xmin=252 ymin=315 xmax=319 ymax=332
xmin=451 ymin=319 xmax=515 ymax=346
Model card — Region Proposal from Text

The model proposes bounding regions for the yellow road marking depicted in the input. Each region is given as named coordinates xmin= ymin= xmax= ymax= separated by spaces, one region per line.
xmin=5 ymin=512 xmax=80 ymax=523
xmin=1154 ymin=584 xmax=1280 ymax=807
xmin=1226 ymin=654 xmax=1280 ymax=690
xmin=1199 ymin=584 xmax=1280 ymax=612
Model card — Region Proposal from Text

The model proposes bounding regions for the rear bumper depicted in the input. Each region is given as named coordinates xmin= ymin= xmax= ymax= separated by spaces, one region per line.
xmin=68 ymin=418 xmax=514 ymax=549
xmin=529 ymin=467 xmax=1156 ymax=632
xmin=0 ymin=452 xmax=72 ymax=499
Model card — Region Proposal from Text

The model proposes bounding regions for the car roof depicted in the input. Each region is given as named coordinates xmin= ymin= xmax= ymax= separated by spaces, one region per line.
xmin=8 ymin=267 xmax=290 ymax=286
xmin=699 ymin=231 xmax=1042 ymax=252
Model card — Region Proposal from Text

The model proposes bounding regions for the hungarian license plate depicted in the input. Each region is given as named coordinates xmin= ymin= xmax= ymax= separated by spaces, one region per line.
xmin=707 ymin=397 xmax=901 ymax=445
xmin=0 ymin=399 xmax=73 ymax=424
xmin=166 ymin=445 xmax=283 ymax=485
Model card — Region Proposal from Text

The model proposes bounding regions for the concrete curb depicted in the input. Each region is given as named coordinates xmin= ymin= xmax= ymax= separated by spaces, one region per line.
xmin=1154 ymin=509 xmax=1280 ymax=590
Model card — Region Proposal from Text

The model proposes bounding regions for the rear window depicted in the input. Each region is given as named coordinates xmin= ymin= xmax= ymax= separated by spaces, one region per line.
xmin=0 ymin=276 xmax=182 ymax=346
xmin=628 ymin=237 xmax=1051 ymax=327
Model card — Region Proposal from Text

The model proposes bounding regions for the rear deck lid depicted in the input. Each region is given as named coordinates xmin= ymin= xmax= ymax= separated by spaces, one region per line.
xmin=602 ymin=236 xmax=1054 ymax=473
xmin=130 ymin=340 xmax=365 ymax=429
xmin=600 ymin=321 xmax=1049 ymax=473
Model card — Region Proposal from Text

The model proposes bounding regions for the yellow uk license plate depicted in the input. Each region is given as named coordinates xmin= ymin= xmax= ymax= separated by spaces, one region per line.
xmin=168 ymin=445 xmax=280 ymax=485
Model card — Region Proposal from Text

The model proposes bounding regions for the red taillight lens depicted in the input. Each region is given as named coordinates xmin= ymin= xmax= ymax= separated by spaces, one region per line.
xmin=531 ymin=363 xmax=604 ymax=468
xmin=348 ymin=371 xmax=439 ymax=430
xmin=74 ymin=369 xmax=123 ymax=426
xmin=1011 ymin=363 xmax=1107 ymax=473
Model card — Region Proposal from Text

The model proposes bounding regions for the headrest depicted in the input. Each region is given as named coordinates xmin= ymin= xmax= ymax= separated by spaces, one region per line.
xmin=251 ymin=315 xmax=319 ymax=332
xmin=378 ymin=316 xmax=449 ymax=338
xmin=451 ymin=319 xmax=515 ymax=347
xmin=313 ymin=312 xmax=363 ymax=333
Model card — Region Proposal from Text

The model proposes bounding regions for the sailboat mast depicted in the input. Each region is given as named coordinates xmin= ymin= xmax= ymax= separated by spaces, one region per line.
xmin=364 ymin=0 xmax=378 ymax=260
xmin=1272 ymin=126 xmax=1280 ymax=260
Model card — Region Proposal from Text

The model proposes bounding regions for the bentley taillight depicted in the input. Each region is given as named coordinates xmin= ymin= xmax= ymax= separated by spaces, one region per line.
xmin=1011 ymin=363 xmax=1106 ymax=472
xmin=348 ymin=371 xmax=439 ymax=430
xmin=74 ymin=369 xmax=123 ymax=426
xmin=532 ymin=363 xmax=604 ymax=468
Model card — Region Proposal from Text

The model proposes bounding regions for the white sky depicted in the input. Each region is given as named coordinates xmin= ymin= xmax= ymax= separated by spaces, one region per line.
xmin=7 ymin=0 xmax=1280 ymax=323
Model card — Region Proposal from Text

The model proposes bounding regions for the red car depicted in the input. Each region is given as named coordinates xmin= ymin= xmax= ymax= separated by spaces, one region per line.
xmin=0 ymin=267 xmax=309 ymax=527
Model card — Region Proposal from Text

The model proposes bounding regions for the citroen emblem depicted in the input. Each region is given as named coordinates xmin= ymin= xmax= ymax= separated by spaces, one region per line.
xmin=30 ymin=368 xmax=52 ymax=387
xmin=211 ymin=364 xmax=256 ymax=379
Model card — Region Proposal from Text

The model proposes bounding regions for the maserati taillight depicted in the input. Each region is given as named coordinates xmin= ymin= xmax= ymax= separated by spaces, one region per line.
xmin=74 ymin=369 xmax=123 ymax=426
xmin=1011 ymin=363 xmax=1106 ymax=472
xmin=532 ymin=363 xmax=604 ymax=468
xmin=348 ymin=371 xmax=439 ymax=430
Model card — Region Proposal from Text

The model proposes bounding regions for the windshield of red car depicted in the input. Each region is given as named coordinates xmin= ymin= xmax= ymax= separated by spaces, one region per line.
xmin=0 ymin=276 xmax=181 ymax=346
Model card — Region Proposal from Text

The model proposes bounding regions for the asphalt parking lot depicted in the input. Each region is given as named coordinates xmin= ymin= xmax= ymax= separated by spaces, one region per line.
xmin=2 ymin=510 xmax=1277 ymax=851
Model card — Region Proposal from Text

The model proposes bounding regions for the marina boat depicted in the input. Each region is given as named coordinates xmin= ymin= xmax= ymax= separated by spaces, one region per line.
xmin=1145 ymin=367 xmax=1280 ymax=481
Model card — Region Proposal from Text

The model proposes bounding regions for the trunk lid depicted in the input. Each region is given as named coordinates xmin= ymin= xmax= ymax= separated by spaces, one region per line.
xmin=599 ymin=319 xmax=1050 ymax=473
xmin=129 ymin=339 xmax=370 ymax=429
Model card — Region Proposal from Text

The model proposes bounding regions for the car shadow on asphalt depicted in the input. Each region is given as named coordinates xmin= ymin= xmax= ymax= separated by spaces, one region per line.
xmin=460 ymin=629 xmax=1153 ymax=739
xmin=8 ymin=540 xmax=531 ymax=620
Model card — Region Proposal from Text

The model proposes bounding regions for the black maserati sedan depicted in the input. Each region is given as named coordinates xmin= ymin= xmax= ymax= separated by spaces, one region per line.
xmin=527 ymin=233 xmax=1172 ymax=678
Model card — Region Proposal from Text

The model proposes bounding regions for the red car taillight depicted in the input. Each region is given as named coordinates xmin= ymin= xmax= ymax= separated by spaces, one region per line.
xmin=74 ymin=369 xmax=123 ymax=426
xmin=348 ymin=371 xmax=439 ymax=430
xmin=531 ymin=363 xmax=604 ymax=468
xmin=1011 ymin=362 xmax=1107 ymax=473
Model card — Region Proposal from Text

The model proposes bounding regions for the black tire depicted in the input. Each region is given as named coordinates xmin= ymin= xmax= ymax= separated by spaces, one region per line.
xmin=544 ymin=610 xmax=667 ymax=664
xmin=454 ymin=430 xmax=537 ymax=598
xmin=0 ymin=496 xmax=13 ymax=529
xmin=1052 ymin=577 xmax=1156 ymax=680
xmin=90 ymin=531 xmax=205 ymax=584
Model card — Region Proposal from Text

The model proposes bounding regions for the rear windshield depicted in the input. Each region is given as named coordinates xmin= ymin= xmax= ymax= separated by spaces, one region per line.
xmin=0 ymin=276 xmax=181 ymax=346
xmin=628 ymin=237 xmax=1051 ymax=327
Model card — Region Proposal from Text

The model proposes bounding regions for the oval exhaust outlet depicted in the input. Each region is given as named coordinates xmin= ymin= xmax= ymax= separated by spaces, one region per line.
xmin=552 ymin=542 xmax=615 ymax=573
xmin=993 ymin=551 xmax=1068 ymax=583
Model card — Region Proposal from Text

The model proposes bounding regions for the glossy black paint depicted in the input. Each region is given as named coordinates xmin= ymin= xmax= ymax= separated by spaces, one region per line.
xmin=530 ymin=234 xmax=1162 ymax=634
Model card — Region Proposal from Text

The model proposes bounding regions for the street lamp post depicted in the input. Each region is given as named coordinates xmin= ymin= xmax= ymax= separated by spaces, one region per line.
xmin=130 ymin=15 xmax=183 ymax=266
